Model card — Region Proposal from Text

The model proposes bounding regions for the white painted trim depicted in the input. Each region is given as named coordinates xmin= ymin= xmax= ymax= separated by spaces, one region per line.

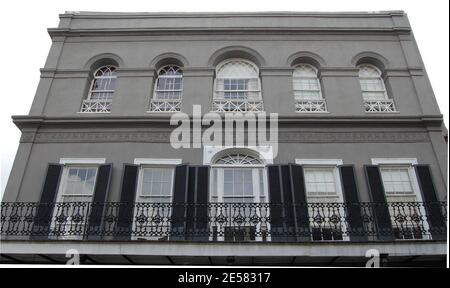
xmin=371 ymin=158 xmax=418 ymax=166
xmin=295 ymin=159 xmax=343 ymax=166
xmin=59 ymin=158 xmax=106 ymax=165
xmin=203 ymin=146 xmax=273 ymax=165
xmin=133 ymin=158 xmax=182 ymax=165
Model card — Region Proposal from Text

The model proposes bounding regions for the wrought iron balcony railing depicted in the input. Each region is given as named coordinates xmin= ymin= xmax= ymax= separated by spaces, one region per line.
xmin=1 ymin=202 xmax=446 ymax=242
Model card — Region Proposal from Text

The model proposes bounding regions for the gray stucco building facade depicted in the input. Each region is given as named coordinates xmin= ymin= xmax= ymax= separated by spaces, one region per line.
xmin=0 ymin=11 xmax=447 ymax=266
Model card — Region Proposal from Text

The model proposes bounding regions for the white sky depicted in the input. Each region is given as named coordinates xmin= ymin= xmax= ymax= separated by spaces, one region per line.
xmin=0 ymin=0 xmax=448 ymax=197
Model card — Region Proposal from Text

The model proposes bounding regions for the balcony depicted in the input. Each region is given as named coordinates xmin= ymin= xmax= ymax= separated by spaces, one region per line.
xmin=80 ymin=99 xmax=112 ymax=113
xmin=212 ymin=99 xmax=264 ymax=112
xmin=364 ymin=99 xmax=397 ymax=113
xmin=148 ymin=99 xmax=182 ymax=112
xmin=295 ymin=100 xmax=328 ymax=113
xmin=1 ymin=202 xmax=446 ymax=242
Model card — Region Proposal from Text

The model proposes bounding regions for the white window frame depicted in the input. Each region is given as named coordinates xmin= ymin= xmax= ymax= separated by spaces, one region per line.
xmin=371 ymin=158 xmax=430 ymax=240
xmin=357 ymin=64 xmax=388 ymax=101
xmin=152 ymin=65 xmax=183 ymax=100
xmin=57 ymin=158 xmax=106 ymax=198
xmin=295 ymin=159 xmax=349 ymax=241
xmin=52 ymin=158 xmax=106 ymax=239
xmin=213 ymin=58 xmax=262 ymax=101
xmin=371 ymin=158 xmax=422 ymax=200
xmin=87 ymin=65 xmax=118 ymax=101
xmin=292 ymin=63 xmax=323 ymax=101
xmin=132 ymin=158 xmax=181 ymax=240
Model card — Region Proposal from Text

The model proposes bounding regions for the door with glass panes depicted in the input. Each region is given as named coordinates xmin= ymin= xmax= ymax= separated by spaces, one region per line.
xmin=210 ymin=153 xmax=269 ymax=241
xmin=133 ymin=166 xmax=174 ymax=240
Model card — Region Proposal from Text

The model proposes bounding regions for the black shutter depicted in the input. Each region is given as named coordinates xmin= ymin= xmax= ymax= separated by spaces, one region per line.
xmin=340 ymin=165 xmax=367 ymax=241
xmin=415 ymin=165 xmax=446 ymax=240
xmin=268 ymin=165 xmax=284 ymax=241
xmin=365 ymin=165 xmax=393 ymax=240
xmin=171 ymin=164 xmax=189 ymax=240
xmin=86 ymin=164 xmax=113 ymax=239
xmin=268 ymin=164 xmax=310 ymax=242
xmin=290 ymin=164 xmax=310 ymax=242
xmin=32 ymin=163 xmax=63 ymax=239
xmin=114 ymin=164 xmax=138 ymax=240
xmin=185 ymin=166 xmax=209 ymax=241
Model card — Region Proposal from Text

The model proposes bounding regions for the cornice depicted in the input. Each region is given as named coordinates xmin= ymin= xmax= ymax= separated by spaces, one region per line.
xmin=48 ymin=27 xmax=411 ymax=38
xmin=59 ymin=11 xmax=406 ymax=19
xmin=12 ymin=115 xmax=444 ymax=130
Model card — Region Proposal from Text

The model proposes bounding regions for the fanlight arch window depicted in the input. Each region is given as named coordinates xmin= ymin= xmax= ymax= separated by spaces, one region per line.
xmin=214 ymin=59 xmax=261 ymax=100
xmin=154 ymin=65 xmax=183 ymax=100
xmin=358 ymin=64 xmax=388 ymax=101
xmin=293 ymin=64 xmax=322 ymax=100
xmin=88 ymin=65 xmax=117 ymax=101
xmin=81 ymin=65 xmax=117 ymax=113
xmin=214 ymin=153 xmax=263 ymax=166
xmin=211 ymin=151 xmax=267 ymax=203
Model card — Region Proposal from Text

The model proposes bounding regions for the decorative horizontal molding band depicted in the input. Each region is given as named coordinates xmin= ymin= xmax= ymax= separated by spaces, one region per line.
xmin=20 ymin=131 xmax=430 ymax=144
xmin=48 ymin=27 xmax=411 ymax=38
xmin=39 ymin=66 xmax=421 ymax=78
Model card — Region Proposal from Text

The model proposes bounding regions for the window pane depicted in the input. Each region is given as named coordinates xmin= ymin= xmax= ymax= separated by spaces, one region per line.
xmin=64 ymin=167 xmax=96 ymax=196
xmin=381 ymin=168 xmax=414 ymax=195
xmin=140 ymin=167 xmax=173 ymax=198
xmin=304 ymin=168 xmax=337 ymax=197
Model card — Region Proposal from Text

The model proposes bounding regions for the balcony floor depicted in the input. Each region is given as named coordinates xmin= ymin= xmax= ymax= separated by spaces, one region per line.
xmin=0 ymin=239 xmax=446 ymax=267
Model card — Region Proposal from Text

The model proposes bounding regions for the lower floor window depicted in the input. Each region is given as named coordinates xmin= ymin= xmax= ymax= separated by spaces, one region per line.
xmin=53 ymin=165 xmax=99 ymax=238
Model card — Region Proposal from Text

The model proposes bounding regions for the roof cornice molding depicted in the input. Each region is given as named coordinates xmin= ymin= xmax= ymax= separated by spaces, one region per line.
xmin=59 ymin=11 xmax=406 ymax=19
xmin=47 ymin=27 xmax=411 ymax=38
xmin=12 ymin=115 xmax=444 ymax=130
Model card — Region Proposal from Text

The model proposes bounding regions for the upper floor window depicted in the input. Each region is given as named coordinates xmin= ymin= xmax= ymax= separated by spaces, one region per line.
xmin=358 ymin=64 xmax=387 ymax=101
xmin=149 ymin=65 xmax=183 ymax=112
xmin=154 ymin=65 xmax=183 ymax=100
xmin=358 ymin=64 xmax=396 ymax=112
xmin=293 ymin=64 xmax=322 ymax=100
xmin=80 ymin=65 xmax=117 ymax=113
xmin=293 ymin=64 xmax=327 ymax=113
xmin=212 ymin=59 xmax=263 ymax=112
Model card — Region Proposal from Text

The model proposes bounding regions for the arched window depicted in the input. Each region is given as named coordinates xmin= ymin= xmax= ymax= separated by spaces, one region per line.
xmin=154 ymin=65 xmax=183 ymax=100
xmin=293 ymin=64 xmax=322 ymax=100
xmin=88 ymin=65 xmax=117 ymax=101
xmin=358 ymin=64 xmax=388 ymax=101
xmin=213 ymin=59 xmax=263 ymax=112
xmin=210 ymin=150 xmax=267 ymax=203
xmin=215 ymin=59 xmax=261 ymax=100
xmin=81 ymin=65 xmax=117 ymax=113
xmin=358 ymin=64 xmax=396 ymax=112
xmin=149 ymin=65 xmax=183 ymax=112
xmin=293 ymin=64 xmax=327 ymax=113
xmin=215 ymin=153 xmax=263 ymax=165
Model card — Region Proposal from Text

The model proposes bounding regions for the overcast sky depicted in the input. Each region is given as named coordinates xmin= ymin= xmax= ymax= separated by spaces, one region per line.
xmin=0 ymin=0 xmax=448 ymax=197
